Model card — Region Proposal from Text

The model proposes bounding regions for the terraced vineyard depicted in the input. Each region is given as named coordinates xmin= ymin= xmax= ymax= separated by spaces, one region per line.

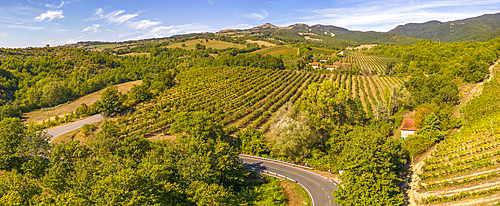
xmin=344 ymin=51 xmax=399 ymax=75
xmin=414 ymin=64 xmax=500 ymax=206
xmin=116 ymin=67 xmax=404 ymax=137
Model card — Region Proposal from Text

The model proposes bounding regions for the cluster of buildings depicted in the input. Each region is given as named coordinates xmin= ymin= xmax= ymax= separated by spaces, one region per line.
xmin=309 ymin=61 xmax=351 ymax=71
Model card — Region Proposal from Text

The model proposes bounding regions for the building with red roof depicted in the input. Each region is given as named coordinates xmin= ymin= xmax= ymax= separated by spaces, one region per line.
xmin=401 ymin=118 xmax=418 ymax=139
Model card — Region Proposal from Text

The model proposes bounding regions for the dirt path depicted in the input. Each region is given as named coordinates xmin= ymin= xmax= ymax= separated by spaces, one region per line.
xmin=407 ymin=142 xmax=441 ymax=205
xmin=452 ymin=59 xmax=500 ymax=118
xmin=351 ymin=76 xmax=357 ymax=99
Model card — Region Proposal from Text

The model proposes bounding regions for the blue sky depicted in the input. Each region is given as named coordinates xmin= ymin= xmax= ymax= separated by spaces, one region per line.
xmin=0 ymin=0 xmax=499 ymax=48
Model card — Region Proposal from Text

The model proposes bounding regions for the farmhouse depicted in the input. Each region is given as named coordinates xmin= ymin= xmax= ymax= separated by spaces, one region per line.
xmin=400 ymin=118 xmax=418 ymax=139
xmin=310 ymin=62 xmax=320 ymax=69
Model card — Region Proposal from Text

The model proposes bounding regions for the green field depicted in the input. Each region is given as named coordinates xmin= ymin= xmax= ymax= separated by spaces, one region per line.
xmin=166 ymin=39 xmax=246 ymax=50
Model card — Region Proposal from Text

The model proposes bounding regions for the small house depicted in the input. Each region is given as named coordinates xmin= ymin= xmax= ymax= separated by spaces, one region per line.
xmin=401 ymin=118 xmax=418 ymax=139
xmin=310 ymin=62 xmax=320 ymax=69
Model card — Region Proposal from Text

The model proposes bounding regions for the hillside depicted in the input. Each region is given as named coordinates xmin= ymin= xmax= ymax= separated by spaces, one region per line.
xmin=390 ymin=12 xmax=500 ymax=42
xmin=409 ymin=62 xmax=500 ymax=206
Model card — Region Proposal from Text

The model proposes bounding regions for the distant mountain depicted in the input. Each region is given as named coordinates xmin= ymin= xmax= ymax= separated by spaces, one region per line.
xmin=390 ymin=12 xmax=500 ymax=42
xmin=237 ymin=23 xmax=420 ymax=46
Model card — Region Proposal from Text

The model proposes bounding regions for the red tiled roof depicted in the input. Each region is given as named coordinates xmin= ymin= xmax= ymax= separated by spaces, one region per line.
xmin=310 ymin=62 xmax=320 ymax=65
xmin=401 ymin=118 xmax=418 ymax=131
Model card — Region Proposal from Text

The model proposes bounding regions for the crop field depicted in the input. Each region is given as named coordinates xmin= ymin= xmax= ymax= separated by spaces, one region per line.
xmin=344 ymin=51 xmax=399 ymax=75
xmin=166 ymin=39 xmax=246 ymax=50
xmin=251 ymin=46 xmax=296 ymax=56
xmin=413 ymin=64 xmax=500 ymax=205
xmin=116 ymin=67 xmax=404 ymax=138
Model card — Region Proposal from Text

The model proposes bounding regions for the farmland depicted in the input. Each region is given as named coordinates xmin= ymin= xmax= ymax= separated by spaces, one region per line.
xmin=165 ymin=39 xmax=246 ymax=50
xmin=117 ymin=66 xmax=403 ymax=138
xmin=411 ymin=63 xmax=500 ymax=205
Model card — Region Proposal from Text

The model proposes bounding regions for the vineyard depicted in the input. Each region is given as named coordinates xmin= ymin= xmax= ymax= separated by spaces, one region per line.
xmin=413 ymin=64 xmax=500 ymax=205
xmin=344 ymin=51 xmax=399 ymax=75
xmin=116 ymin=67 xmax=404 ymax=138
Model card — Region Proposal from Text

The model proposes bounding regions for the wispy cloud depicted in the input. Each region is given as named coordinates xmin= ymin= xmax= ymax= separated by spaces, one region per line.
xmin=34 ymin=10 xmax=64 ymax=22
xmin=243 ymin=10 xmax=269 ymax=21
xmin=82 ymin=24 xmax=99 ymax=32
xmin=107 ymin=10 xmax=138 ymax=24
xmin=207 ymin=0 xmax=216 ymax=4
xmin=128 ymin=20 xmax=162 ymax=30
xmin=297 ymin=0 xmax=500 ymax=31
xmin=8 ymin=25 xmax=44 ymax=30
xmin=133 ymin=23 xmax=209 ymax=40
xmin=46 ymin=1 xmax=69 ymax=9
xmin=84 ymin=8 xmax=138 ymax=24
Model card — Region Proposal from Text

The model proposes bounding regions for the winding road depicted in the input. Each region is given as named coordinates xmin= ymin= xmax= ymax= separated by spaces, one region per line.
xmin=46 ymin=115 xmax=339 ymax=205
xmin=240 ymin=156 xmax=338 ymax=206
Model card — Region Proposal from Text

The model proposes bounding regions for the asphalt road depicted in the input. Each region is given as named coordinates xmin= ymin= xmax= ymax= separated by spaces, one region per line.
xmin=240 ymin=156 xmax=339 ymax=206
xmin=46 ymin=115 xmax=338 ymax=205
xmin=46 ymin=114 xmax=104 ymax=142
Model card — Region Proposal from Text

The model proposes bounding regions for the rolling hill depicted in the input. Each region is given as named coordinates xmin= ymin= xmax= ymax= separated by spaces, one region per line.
xmin=390 ymin=12 xmax=500 ymax=42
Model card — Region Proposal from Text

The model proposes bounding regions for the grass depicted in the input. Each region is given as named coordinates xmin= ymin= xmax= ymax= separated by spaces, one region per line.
xmin=22 ymin=80 xmax=142 ymax=123
xmin=251 ymin=46 xmax=289 ymax=55
xmin=51 ymin=121 xmax=103 ymax=145
xmin=280 ymin=179 xmax=312 ymax=206
xmin=245 ymin=40 xmax=276 ymax=47
xmin=166 ymin=39 xmax=246 ymax=50
xmin=118 ymin=52 xmax=150 ymax=57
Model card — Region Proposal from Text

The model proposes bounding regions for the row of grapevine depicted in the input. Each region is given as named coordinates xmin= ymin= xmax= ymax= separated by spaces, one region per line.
xmin=414 ymin=64 xmax=500 ymax=205
xmin=344 ymin=51 xmax=398 ymax=75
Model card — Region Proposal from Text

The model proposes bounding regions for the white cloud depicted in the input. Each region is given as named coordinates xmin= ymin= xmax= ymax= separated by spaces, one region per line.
xmin=127 ymin=20 xmax=162 ymax=30
xmin=207 ymin=0 xmax=215 ymax=4
xmin=226 ymin=23 xmax=252 ymax=30
xmin=34 ymin=10 xmax=64 ymax=22
xmin=133 ymin=23 xmax=209 ymax=40
xmin=243 ymin=10 xmax=269 ymax=21
xmin=8 ymin=25 xmax=44 ymax=30
xmin=84 ymin=8 xmax=138 ymax=24
xmin=297 ymin=0 xmax=500 ymax=31
xmin=82 ymin=24 xmax=100 ymax=32
xmin=106 ymin=10 xmax=138 ymax=24
xmin=46 ymin=1 xmax=69 ymax=9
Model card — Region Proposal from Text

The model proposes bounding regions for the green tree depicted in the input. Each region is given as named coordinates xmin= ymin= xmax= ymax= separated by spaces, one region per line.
xmin=297 ymin=81 xmax=363 ymax=143
xmin=334 ymin=127 xmax=405 ymax=205
xmin=96 ymin=86 xmax=124 ymax=117
xmin=128 ymin=83 xmax=151 ymax=103
xmin=42 ymin=81 xmax=67 ymax=106
xmin=237 ymin=128 xmax=266 ymax=156
xmin=0 ymin=118 xmax=25 ymax=170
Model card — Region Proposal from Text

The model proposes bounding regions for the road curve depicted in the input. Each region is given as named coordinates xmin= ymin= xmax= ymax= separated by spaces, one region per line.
xmin=46 ymin=114 xmax=104 ymax=142
xmin=46 ymin=115 xmax=338 ymax=205
xmin=240 ymin=156 xmax=339 ymax=206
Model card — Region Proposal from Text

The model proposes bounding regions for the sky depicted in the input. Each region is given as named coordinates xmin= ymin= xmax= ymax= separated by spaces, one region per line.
xmin=0 ymin=0 xmax=499 ymax=48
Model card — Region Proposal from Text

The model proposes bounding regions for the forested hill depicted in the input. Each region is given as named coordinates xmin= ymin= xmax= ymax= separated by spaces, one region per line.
xmin=390 ymin=12 xmax=500 ymax=42
xmin=238 ymin=23 xmax=421 ymax=46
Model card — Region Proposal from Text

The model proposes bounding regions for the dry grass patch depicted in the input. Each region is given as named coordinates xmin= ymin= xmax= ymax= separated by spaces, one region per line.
xmin=245 ymin=40 xmax=276 ymax=47
xmin=118 ymin=52 xmax=150 ymax=57
xmin=50 ymin=121 xmax=103 ymax=145
xmin=23 ymin=80 xmax=142 ymax=123
xmin=280 ymin=180 xmax=311 ymax=206
xmin=166 ymin=39 xmax=246 ymax=50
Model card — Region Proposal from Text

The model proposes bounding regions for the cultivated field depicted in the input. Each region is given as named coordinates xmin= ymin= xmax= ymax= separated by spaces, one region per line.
xmin=117 ymin=67 xmax=403 ymax=138
xmin=344 ymin=51 xmax=399 ymax=75
xmin=410 ymin=64 xmax=500 ymax=205
xmin=166 ymin=39 xmax=246 ymax=50
xmin=245 ymin=40 xmax=276 ymax=47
